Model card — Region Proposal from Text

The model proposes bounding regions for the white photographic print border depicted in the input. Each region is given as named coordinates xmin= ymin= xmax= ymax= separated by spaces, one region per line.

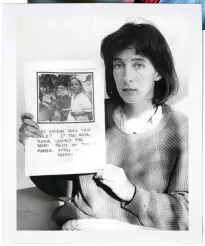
xmin=2 ymin=3 xmax=203 ymax=244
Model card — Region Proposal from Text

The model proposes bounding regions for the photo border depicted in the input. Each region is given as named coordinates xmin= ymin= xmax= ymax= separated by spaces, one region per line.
xmin=2 ymin=3 xmax=203 ymax=244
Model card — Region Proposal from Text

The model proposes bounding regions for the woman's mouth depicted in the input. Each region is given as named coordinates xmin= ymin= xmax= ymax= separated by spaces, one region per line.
xmin=122 ymin=88 xmax=137 ymax=92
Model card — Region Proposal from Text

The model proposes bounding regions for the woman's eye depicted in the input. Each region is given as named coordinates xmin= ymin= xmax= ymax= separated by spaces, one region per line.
xmin=113 ymin=63 xmax=123 ymax=69
xmin=133 ymin=63 xmax=144 ymax=68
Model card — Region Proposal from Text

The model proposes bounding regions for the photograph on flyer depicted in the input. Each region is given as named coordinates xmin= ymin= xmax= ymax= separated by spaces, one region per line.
xmin=37 ymin=72 xmax=94 ymax=123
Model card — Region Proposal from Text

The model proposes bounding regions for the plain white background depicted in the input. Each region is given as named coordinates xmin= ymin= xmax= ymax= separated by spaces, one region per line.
xmin=1 ymin=2 xmax=203 ymax=245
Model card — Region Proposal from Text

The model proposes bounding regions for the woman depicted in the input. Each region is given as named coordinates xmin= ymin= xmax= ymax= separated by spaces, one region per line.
xmin=62 ymin=77 xmax=92 ymax=122
xmin=19 ymin=23 xmax=188 ymax=230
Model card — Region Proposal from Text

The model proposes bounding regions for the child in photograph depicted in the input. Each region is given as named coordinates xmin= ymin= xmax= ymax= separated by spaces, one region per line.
xmin=40 ymin=84 xmax=71 ymax=121
xmin=19 ymin=22 xmax=188 ymax=231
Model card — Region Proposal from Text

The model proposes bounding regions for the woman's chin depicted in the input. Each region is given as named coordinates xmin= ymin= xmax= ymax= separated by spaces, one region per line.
xmin=120 ymin=96 xmax=140 ymax=104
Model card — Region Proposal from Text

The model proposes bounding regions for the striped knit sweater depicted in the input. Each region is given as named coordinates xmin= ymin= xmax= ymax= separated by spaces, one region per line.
xmin=31 ymin=99 xmax=188 ymax=230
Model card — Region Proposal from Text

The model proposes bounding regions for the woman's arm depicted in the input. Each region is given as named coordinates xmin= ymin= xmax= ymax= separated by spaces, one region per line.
xmin=30 ymin=175 xmax=76 ymax=199
xmin=96 ymin=112 xmax=188 ymax=230
xmin=96 ymin=150 xmax=188 ymax=230
xmin=121 ymin=150 xmax=188 ymax=230
xmin=121 ymin=131 xmax=188 ymax=230
xmin=71 ymin=93 xmax=92 ymax=116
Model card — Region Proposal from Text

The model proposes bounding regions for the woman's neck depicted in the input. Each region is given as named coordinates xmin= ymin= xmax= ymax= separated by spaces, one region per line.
xmin=123 ymin=101 xmax=156 ymax=120
xmin=73 ymin=92 xmax=80 ymax=99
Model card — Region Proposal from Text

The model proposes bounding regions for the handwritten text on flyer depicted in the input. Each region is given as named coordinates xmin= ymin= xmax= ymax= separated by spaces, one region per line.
xmin=36 ymin=127 xmax=96 ymax=157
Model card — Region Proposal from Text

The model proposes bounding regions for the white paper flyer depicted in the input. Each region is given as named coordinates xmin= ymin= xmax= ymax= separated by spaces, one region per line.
xmin=24 ymin=61 xmax=106 ymax=176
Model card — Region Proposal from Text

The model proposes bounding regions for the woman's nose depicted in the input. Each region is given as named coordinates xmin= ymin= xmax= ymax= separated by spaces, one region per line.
xmin=123 ymin=66 xmax=134 ymax=85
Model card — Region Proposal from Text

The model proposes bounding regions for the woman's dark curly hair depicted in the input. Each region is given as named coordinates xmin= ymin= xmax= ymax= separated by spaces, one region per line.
xmin=101 ymin=22 xmax=179 ymax=106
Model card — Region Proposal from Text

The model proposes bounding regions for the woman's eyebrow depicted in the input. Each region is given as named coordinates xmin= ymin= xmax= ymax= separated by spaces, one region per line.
xmin=113 ymin=57 xmax=123 ymax=62
xmin=131 ymin=58 xmax=146 ymax=62
xmin=113 ymin=57 xmax=146 ymax=62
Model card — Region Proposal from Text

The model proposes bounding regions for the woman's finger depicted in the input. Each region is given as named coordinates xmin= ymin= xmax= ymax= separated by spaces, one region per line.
xmin=18 ymin=131 xmax=39 ymax=146
xmin=24 ymin=130 xmax=40 ymax=139
xmin=24 ymin=125 xmax=42 ymax=137
xmin=95 ymin=165 xmax=120 ymax=180
xmin=99 ymin=179 xmax=114 ymax=188
xmin=20 ymin=113 xmax=34 ymax=122
xmin=19 ymin=123 xmax=26 ymax=132
xmin=96 ymin=170 xmax=116 ymax=183
xmin=18 ymin=131 xmax=27 ymax=145
xmin=95 ymin=169 xmax=104 ymax=179
xmin=23 ymin=118 xmax=40 ymax=130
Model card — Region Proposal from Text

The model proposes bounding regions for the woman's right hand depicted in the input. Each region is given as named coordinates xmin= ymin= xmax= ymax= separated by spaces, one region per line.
xmin=19 ymin=113 xmax=42 ymax=146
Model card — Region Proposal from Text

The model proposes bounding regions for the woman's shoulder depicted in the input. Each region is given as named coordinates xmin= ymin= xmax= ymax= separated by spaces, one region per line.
xmin=164 ymin=104 xmax=188 ymax=123
xmin=78 ymin=92 xmax=90 ymax=100
xmin=159 ymin=104 xmax=188 ymax=151
xmin=163 ymin=104 xmax=188 ymax=135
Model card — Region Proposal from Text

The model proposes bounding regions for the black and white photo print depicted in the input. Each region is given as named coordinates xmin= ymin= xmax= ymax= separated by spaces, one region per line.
xmin=2 ymin=3 xmax=203 ymax=244
xmin=37 ymin=72 xmax=94 ymax=123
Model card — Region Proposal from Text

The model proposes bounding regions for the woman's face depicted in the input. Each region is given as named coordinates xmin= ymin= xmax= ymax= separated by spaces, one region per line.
xmin=71 ymin=79 xmax=82 ymax=95
xmin=113 ymin=48 xmax=161 ymax=104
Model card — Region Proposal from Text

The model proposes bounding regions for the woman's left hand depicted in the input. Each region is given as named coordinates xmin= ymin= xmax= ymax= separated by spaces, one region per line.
xmin=95 ymin=164 xmax=135 ymax=202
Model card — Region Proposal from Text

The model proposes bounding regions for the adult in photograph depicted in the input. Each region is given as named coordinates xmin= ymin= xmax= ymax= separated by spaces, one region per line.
xmin=19 ymin=22 xmax=188 ymax=231
xmin=62 ymin=77 xmax=93 ymax=122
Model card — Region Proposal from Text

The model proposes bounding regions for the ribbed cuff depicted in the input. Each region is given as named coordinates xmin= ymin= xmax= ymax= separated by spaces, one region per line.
xmin=123 ymin=185 xmax=136 ymax=206
xmin=121 ymin=186 xmax=152 ymax=218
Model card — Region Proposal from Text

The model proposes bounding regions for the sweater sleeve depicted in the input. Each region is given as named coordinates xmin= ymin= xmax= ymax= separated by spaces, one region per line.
xmin=30 ymin=175 xmax=76 ymax=200
xmin=121 ymin=123 xmax=188 ymax=230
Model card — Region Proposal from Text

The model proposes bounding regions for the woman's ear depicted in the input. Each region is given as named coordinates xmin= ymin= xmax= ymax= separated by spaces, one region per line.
xmin=155 ymin=71 xmax=162 ymax=82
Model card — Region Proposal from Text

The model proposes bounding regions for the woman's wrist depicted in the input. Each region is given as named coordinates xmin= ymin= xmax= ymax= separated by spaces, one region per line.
xmin=124 ymin=184 xmax=136 ymax=204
